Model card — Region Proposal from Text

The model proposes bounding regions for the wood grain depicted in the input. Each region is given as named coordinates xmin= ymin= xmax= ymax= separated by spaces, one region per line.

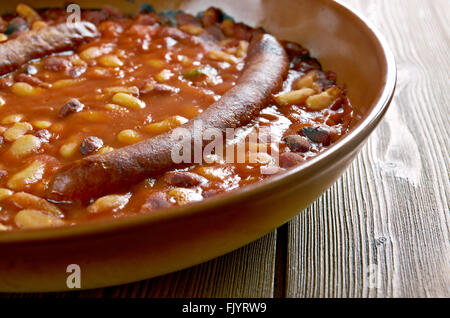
xmin=286 ymin=0 xmax=450 ymax=298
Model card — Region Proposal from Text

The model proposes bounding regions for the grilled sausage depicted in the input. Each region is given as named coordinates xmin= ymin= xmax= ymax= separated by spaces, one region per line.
xmin=0 ymin=22 xmax=99 ymax=76
xmin=47 ymin=33 xmax=289 ymax=203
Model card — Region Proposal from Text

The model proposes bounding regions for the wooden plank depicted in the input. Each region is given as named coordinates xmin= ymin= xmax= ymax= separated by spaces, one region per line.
xmin=286 ymin=0 xmax=450 ymax=298
xmin=3 ymin=231 xmax=277 ymax=298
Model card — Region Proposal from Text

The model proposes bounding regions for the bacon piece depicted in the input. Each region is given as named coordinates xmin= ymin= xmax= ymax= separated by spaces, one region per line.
xmin=47 ymin=34 xmax=289 ymax=203
xmin=0 ymin=22 xmax=99 ymax=76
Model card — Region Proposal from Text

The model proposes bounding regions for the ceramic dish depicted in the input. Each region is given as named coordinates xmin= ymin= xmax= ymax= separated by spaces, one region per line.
xmin=0 ymin=0 xmax=396 ymax=292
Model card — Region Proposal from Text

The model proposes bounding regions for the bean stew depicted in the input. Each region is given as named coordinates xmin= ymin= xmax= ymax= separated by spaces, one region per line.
xmin=0 ymin=4 xmax=357 ymax=231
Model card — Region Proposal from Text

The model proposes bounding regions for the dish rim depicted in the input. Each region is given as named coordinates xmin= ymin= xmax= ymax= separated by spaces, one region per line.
xmin=0 ymin=0 xmax=397 ymax=243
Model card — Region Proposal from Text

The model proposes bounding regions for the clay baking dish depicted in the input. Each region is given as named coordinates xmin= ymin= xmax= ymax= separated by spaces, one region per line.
xmin=0 ymin=0 xmax=396 ymax=292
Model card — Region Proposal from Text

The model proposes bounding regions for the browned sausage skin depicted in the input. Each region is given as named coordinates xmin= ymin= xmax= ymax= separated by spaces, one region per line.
xmin=47 ymin=34 xmax=289 ymax=204
xmin=0 ymin=22 xmax=99 ymax=76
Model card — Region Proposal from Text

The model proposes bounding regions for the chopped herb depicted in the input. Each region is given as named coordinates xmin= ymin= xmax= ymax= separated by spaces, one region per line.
xmin=181 ymin=68 xmax=206 ymax=78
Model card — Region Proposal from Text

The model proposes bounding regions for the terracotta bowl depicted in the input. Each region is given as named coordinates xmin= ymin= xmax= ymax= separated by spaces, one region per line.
xmin=0 ymin=0 xmax=396 ymax=292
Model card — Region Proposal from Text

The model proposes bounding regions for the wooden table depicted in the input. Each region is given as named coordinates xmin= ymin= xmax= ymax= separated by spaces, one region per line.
xmin=5 ymin=0 xmax=449 ymax=298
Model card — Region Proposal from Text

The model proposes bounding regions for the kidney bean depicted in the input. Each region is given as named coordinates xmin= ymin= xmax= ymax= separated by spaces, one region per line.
xmin=35 ymin=129 xmax=52 ymax=143
xmin=302 ymin=126 xmax=331 ymax=146
xmin=79 ymin=136 xmax=103 ymax=155
xmin=284 ymin=135 xmax=311 ymax=153
xmin=44 ymin=56 xmax=72 ymax=72
xmin=59 ymin=98 xmax=84 ymax=118
xmin=279 ymin=152 xmax=303 ymax=168
xmin=140 ymin=192 xmax=172 ymax=212
xmin=14 ymin=73 xmax=44 ymax=86
xmin=164 ymin=171 xmax=207 ymax=187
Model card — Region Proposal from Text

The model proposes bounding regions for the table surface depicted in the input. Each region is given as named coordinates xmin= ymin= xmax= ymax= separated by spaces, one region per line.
xmin=4 ymin=0 xmax=450 ymax=298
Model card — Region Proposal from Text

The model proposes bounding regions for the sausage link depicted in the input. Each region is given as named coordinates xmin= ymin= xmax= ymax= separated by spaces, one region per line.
xmin=47 ymin=33 xmax=289 ymax=203
xmin=0 ymin=22 xmax=99 ymax=76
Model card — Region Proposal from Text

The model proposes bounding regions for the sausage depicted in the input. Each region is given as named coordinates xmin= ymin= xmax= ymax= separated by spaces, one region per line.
xmin=47 ymin=33 xmax=289 ymax=203
xmin=0 ymin=22 xmax=99 ymax=76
